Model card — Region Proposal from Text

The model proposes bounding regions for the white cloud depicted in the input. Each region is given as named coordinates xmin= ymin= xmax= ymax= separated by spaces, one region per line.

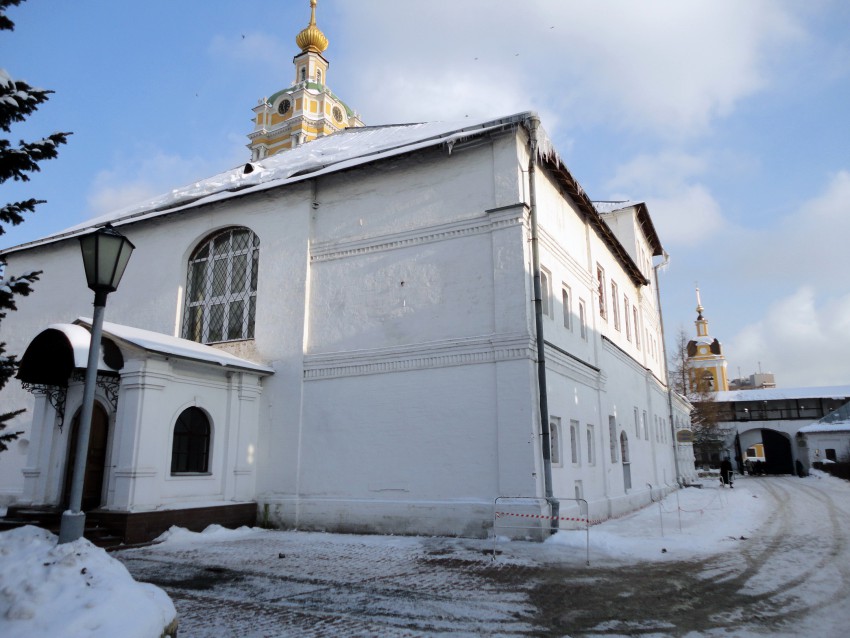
xmin=709 ymin=171 xmax=850 ymax=385
xmin=605 ymin=151 xmax=726 ymax=246
xmin=334 ymin=0 xmax=803 ymax=137
xmin=727 ymin=287 xmax=850 ymax=387
xmin=727 ymin=170 xmax=850 ymax=289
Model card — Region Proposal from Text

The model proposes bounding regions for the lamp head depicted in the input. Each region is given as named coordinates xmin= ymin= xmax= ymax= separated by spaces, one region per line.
xmin=79 ymin=225 xmax=135 ymax=298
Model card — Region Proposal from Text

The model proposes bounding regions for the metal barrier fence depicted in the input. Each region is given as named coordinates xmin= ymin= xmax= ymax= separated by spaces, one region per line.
xmin=656 ymin=485 xmax=727 ymax=535
xmin=493 ymin=496 xmax=590 ymax=565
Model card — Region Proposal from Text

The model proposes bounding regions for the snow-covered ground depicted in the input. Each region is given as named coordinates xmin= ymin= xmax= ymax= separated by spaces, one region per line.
xmin=3 ymin=473 xmax=849 ymax=637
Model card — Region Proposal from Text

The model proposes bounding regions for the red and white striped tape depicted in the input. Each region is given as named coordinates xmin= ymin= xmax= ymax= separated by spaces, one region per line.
xmin=495 ymin=511 xmax=589 ymax=524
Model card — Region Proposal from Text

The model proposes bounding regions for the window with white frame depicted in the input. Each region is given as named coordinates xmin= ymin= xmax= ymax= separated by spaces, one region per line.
xmin=550 ymin=417 xmax=562 ymax=466
xmin=183 ymin=227 xmax=260 ymax=344
xmin=634 ymin=306 xmax=641 ymax=349
xmin=540 ymin=268 xmax=552 ymax=318
xmin=579 ymin=299 xmax=588 ymax=339
xmin=611 ymin=280 xmax=620 ymax=330
xmin=609 ymin=415 xmax=618 ymax=463
xmin=634 ymin=407 xmax=640 ymax=437
xmin=597 ymin=264 xmax=606 ymax=319
xmin=586 ymin=424 xmax=595 ymax=464
xmin=562 ymin=285 xmax=572 ymax=330
xmin=643 ymin=410 xmax=649 ymax=440
xmin=620 ymin=431 xmax=632 ymax=491
xmin=570 ymin=419 xmax=580 ymax=465
xmin=624 ymin=295 xmax=631 ymax=341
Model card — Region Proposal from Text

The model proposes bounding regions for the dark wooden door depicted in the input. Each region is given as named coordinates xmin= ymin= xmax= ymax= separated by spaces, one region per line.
xmin=63 ymin=403 xmax=109 ymax=510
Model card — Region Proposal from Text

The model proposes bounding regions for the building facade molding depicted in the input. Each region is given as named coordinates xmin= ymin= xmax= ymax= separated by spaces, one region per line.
xmin=304 ymin=332 xmax=535 ymax=381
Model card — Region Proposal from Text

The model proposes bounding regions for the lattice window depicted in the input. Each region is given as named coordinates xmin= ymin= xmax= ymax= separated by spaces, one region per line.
xmin=183 ymin=228 xmax=259 ymax=344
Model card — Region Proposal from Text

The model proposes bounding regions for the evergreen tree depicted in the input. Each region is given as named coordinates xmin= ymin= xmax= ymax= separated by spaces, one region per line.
xmin=0 ymin=0 xmax=70 ymax=453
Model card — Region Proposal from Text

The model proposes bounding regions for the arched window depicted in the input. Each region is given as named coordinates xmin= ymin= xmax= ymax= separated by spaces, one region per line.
xmin=171 ymin=407 xmax=211 ymax=474
xmin=316 ymin=69 xmax=322 ymax=84
xmin=183 ymin=228 xmax=259 ymax=343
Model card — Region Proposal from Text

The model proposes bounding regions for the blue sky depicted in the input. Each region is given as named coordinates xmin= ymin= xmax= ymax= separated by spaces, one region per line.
xmin=3 ymin=0 xmax=850 ymax=387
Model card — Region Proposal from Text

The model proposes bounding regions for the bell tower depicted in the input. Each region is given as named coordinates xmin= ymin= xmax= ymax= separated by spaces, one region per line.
xmin=247 ymin=0 xmax=364 ymax=160
xmin=686 ymin=288 xmax=729 ymax=393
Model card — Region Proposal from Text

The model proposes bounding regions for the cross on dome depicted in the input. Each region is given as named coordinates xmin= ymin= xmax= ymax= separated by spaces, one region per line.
xmin=295 ymin=0 xmax=329 ymax=53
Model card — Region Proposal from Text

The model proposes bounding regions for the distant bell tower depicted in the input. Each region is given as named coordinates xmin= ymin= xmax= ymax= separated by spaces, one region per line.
xmin=686 ymin=288 xmax=729 ymax=393
xmin=247 ymin=0 xmax=364 ymax=160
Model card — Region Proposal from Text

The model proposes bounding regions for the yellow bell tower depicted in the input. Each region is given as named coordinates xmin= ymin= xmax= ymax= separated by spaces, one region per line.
xmin=686 ymin=288 xmax=729 ymax=393
xmin=247 ymin=0 xmax=364 ymax=160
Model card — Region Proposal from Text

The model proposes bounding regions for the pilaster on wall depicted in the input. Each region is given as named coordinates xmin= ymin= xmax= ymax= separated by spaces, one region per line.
xmin=225 ymin=372 xmax=263 ymax=502
xmin=109 ymin=358 xmax=167 ymax=510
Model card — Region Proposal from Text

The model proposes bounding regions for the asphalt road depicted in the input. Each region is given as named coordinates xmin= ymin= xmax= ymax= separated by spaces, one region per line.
xmin=118 ymin=475 xmax=850 ymax=637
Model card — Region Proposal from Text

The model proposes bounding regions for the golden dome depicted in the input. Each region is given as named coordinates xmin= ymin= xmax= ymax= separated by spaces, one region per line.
xmin=295 ymin=0 xmax=328 ymax=53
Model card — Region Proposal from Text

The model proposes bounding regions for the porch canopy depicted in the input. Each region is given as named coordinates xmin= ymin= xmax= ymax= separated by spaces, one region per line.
xmin=17 ymin=318 xmax=273 ymax=388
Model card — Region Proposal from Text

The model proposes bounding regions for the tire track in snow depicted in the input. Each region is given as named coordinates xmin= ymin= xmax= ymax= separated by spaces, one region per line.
xmin=706 ymin=476 xmax=849 ymax=630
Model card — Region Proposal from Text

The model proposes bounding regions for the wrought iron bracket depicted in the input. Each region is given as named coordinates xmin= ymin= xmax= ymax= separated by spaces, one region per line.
xmin=70 ymin=371 xmax=120 ymax=412
xmin=21 ymin=382 xmax=68 ymax=431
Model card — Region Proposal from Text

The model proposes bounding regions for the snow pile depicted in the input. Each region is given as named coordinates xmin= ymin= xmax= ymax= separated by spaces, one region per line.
xmin=545 ymin=480 xmax=769 ymax=562
xmin=0 ymin=526 xmax=176 ymax=638
xmin=155 ymin=523 xmax=263 ymax=545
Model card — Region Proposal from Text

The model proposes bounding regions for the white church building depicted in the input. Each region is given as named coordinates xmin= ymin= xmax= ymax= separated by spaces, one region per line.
xmin=0 ymin=3 xmax=694 ymax=542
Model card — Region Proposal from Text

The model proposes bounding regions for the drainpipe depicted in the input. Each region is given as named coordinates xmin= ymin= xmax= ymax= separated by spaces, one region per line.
xmin=526 ymin=114 xmax=559 ymax=531
xmin=654 ymin=254 xmax=682 ymax=486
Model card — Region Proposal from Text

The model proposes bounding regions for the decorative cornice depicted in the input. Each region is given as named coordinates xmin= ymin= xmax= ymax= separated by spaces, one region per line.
xmin=601 ymin=335 xmax=649 ymax=377
xmin=311 ymin=207 xmax=526 ymax=263
xmin=544 ymin=343 xmax=604 ymax=389
xmin=304 ymin=333 xmax=535 ymax=380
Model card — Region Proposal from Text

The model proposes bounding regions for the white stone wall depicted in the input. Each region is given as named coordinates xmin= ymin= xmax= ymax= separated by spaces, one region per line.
xmin=1 ymin=126 xmax=680 ymax=535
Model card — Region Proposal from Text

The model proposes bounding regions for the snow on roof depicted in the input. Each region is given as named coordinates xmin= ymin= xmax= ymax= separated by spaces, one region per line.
xmin=2 ymin=113 xmax=533 ymax=255
xmin=592 ymin=200 xmax=642 ymax=214
xmin=714 ymin=385 xmax=850 ymax=403
xmin=798 ymin=397 xmax=850 ymax=433
xmin=798 ymin=421 xmax=850 ymax=434
xmin=46 ymin=323 xmax=120 ymax=372
xmin=1 ymin=109 xmax=654 ymax=289
xmin=73 ymin=319 xmax=274 ymax=374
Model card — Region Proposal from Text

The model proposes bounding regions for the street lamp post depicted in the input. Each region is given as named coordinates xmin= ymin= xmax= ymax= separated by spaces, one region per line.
xmin=58 ymin=225 xmax=134 ymax=544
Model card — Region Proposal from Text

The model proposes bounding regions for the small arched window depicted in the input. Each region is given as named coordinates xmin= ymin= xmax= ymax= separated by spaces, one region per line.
xmin=183 ymin=228 xmax=259 ymax=343
xmin=171 ymin=407 xmax=211 ymax=474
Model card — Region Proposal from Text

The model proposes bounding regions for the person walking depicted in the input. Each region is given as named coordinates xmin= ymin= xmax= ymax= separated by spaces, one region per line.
xmin=720 ymin=457 xmax=734 ymax=487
